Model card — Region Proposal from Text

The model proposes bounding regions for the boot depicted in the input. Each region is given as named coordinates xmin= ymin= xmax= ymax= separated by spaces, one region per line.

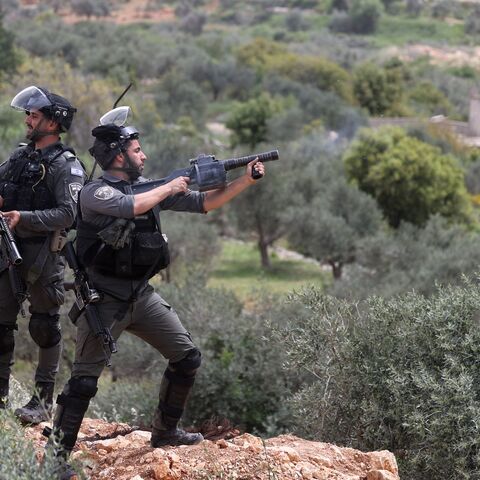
xmin=151 ymin=425 xmax=203 ymax=447
xmin=53 ymin=457 xmax=79 ymax=480
xmin=15 ymin=381 xmax=54 ymax=424
xmin=0 ymin=377 xmax=9 ymax=409
xmin=150 ymin=359 xmax=203 ymax=448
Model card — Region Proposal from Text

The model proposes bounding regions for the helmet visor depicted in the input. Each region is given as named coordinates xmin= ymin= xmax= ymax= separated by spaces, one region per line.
xmin=11 ymin=86 xmax=52 ymax=112
xmin=100 ymin=106 xmax=131 ymax=127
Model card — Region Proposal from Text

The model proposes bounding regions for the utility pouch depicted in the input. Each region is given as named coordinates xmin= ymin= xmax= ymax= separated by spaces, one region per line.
xmin=133 ymin=231 xmax=170 ymax=271
xmin=50 ymin=230 xmax=67 ymax=253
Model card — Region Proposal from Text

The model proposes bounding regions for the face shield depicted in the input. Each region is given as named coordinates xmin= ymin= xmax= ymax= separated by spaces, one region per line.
xmin=100 ymin=106 xmax=132 ymax=127
xmin=11 ymin=86 xmax=53 ymax=113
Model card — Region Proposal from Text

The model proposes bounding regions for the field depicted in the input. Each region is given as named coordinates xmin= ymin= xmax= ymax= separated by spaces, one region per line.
xmin=208 ymin=239 xmax=329 ymax=302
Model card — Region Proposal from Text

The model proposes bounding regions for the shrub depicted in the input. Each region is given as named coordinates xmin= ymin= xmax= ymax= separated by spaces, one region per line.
xmin=344 ymin=127 xmax=473 ymax=227
xmin=272 ymin=278 xmax=480 ymax=479
xmin=0 ymin=410 xmax=71 ymax=479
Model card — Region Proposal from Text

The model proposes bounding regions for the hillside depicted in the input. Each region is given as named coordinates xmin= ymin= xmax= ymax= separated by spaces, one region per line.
xmin=25 ymin=418 xmax=400 ymax=480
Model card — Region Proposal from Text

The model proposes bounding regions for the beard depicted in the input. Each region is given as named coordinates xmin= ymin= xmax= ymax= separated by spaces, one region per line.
xmin=123 ymin=153 xmax=142 ymax=181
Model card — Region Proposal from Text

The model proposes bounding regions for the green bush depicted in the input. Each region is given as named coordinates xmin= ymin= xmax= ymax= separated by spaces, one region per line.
xmin=344 ymin=127 xmax=473 ymax=227
xmin=0 ymin=410 xmax=70 ymax=480
xmin=272 ymin=279 xmax=480 ymax=479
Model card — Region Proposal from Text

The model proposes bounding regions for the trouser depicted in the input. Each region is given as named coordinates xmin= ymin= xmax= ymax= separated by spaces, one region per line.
xmin=52 ymin=285 xmax=198 ymax=454
xmin=0 ymin=249 xmax=65 ymax=385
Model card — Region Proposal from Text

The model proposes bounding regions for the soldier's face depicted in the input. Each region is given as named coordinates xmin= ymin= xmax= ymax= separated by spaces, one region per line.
xmin=24 ymin=109 xmax=57 ymax=141
xmin=123 ymin=139 xmax=147 ymax=177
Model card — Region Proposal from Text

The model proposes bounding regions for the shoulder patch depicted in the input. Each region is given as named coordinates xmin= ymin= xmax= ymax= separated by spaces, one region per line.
xmin=94 ymin=186 xmax=115 ymax=200
xmin=69 ymin=183 xmax=83 ymax=203
xmin=70 ymin=167 xmax=84 ymax=177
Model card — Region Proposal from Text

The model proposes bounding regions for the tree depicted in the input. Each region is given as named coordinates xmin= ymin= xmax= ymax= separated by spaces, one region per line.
xmin=329 ymin=0 xmax=384 ymax=34
xmin=331 ymin=215 xmax=480 ymax=299
xmin=343 ymin=127 xmax=472 ymax=228
xmin=229 ymin=162 xmax=295 ymax=268
xmin=353 ymin=62 xmax=404 ymax=116
xmin=226 ymin=94 xmax=281 ymax=149
xmin=287 ymin=179 xmax=383 ymax=279
xmin=0 ymin=15 xmax=19 ymax=79
xmin=70 ymin=0 xmax=111 ymax=19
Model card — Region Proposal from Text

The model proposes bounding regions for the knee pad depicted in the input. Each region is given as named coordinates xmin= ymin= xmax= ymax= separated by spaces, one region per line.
xmin=29 ymin=313 xmax=61 ymax=348
xmin=0 ymin=325 xmax=16 ymax=355
xmin=170 ymin=348 xmax=202 ymax=377
xmin=68 ymin=376 xmax=98 ymax=400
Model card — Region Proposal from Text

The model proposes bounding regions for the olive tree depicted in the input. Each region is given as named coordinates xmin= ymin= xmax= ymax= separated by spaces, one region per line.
xmin=344 ymin=127 xmax=472 ymax=228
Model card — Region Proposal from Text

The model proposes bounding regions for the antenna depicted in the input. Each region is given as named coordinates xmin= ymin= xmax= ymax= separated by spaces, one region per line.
xmin=88 ymin=83 xmax=133 ymax=182
xmin=113 ymin=83 xmax=133 ymax=109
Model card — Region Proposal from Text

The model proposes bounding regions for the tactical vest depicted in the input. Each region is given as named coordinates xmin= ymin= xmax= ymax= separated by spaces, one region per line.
xmin=0 ymin=143 xmax=74 ymax=212
xmin=76 ymin=180 xmax=170 ymax=279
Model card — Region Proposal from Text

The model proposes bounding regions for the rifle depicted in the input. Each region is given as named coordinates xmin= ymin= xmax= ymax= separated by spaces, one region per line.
xmin=130 ymin=149 xmax=280 ymax=195
xmin=63 ymin=241 xmax=117 ymax=367
xmin=0 ymin=216 xmax=22 ymax=266
xmin=0 ymin=216 xmax=27 ymax=316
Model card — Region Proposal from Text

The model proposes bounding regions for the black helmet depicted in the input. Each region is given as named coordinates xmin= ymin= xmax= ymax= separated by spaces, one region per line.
xmin=89 ymin=107 xmax=140 ymax=171
xmin=11 ymin=85 xmax=77 ymax=132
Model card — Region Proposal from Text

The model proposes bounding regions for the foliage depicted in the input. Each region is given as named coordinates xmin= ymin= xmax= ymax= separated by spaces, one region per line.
xmin=407 ymin=80 xmax=453 ymax=117
xmin=226 ymin=94 xmax=282 ymax=149
xmin=465 ymin=7 xmax=480 ymax=35
xmin=0 ymin=15 xmax=19 ymax=79
xmin=208 ymin=239 xmax=327 ymax=301
xmin=330 ymin=215 xmax=480 ymax=299
xmin=329 ymin=0 xmax=384 ymax=34
xmin=153 ymin=68 xmax=208 ymax=127
xmin=287 ymin=176 xmax=383 ymax=279
xmin=0 ymin=410 xmax=69 ymax=479
xmin=70 ymin=0 xmax=111 ymax=18
xmin=272 ymin=278 xmax=480 ymax=479
xmin=352 ymin=62 xmax=405 ymax=115
xmin=343 ymin=127 xmax=473 ymax=228
xmin=235 ymin=38 xmax=353 ymax=102
xmin=161 ymin=275 xmax=302 ymax=435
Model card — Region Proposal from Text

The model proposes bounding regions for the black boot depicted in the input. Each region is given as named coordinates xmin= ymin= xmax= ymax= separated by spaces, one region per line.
xmin=15 ymin=381 xmax=54 ymax=424
xmin=150 ymin=350 xmax=203 ymax=448
xmin=151 ymin=408 xmax=203 ymax=447
xmin=0 ymin=377 xmax=9 ymax=410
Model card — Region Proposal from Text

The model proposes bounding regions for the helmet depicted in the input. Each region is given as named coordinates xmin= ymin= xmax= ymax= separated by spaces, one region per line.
xmin=11 ymin=86 xmax=77 ymax=132
xmin=89 ymin=107 xmax=140 ymax=171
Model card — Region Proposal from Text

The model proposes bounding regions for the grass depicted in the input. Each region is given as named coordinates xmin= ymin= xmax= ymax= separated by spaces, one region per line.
xmin=372 ymin=15 xmax=468 ymax=47
xmin=207 ymin=239 xmax=329 ymax=302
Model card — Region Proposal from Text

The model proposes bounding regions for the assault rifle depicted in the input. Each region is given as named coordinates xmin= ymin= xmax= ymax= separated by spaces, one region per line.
xmin=130 ymin=149 xmax=280 ymax=194
xmin=0 ymin=216 xmax=22 ymax=266
xmin=63 ymin=241 xmax=117 ymax=366
xmin=0 ymin=216 xmax=27 ymax=316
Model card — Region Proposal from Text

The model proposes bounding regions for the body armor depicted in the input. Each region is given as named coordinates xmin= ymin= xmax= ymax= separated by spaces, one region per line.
xmin=0 ymin=144 xmax=72 ymax=213
xmin=76 ymin=180 xmax=170 ymax=279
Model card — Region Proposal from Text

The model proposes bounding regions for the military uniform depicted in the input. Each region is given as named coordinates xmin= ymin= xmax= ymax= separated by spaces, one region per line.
xmin=49 ymin=172 xmax=205 ymax=457
xmin=0 ymin=141 xmax=84 ymax=412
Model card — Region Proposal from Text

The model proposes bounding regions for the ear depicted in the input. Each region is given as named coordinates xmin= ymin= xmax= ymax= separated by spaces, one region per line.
xmin=46 ymin=118 xmax=61 ymax=133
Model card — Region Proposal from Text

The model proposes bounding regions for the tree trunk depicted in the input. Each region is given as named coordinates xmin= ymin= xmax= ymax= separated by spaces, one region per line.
xmin=329 ymin=261 xmax=343 ymax=280
xmin=258 ymin=238 xmax=270 ymax=269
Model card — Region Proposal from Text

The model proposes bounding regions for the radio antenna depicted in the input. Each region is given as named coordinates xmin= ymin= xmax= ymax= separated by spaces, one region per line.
xmin=113 ymin=83 xmax=133 ymax=109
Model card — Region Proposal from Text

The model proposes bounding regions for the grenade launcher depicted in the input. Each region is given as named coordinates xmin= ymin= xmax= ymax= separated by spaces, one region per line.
xmin=130 ymin=149 xmax=279 ymax=194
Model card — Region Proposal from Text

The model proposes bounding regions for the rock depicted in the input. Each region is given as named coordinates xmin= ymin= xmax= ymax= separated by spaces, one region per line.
xmin=24 ymin=418 xmax=401 ymax=480
xmin=367 ymin=470 xmax=399 ymax=480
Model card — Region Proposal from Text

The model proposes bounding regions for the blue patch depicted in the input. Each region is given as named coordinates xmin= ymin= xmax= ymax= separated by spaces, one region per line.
xmin=71 ymin=167 xmax=84 ymax=177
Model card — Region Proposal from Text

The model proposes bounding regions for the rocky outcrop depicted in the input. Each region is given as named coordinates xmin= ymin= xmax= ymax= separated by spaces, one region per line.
xmin=25 ymin=418 xmax=400 ymax=480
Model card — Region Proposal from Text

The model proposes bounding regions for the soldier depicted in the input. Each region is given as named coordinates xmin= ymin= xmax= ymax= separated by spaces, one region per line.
xmin=48 ymin=108 xmax=265 ymax=475
xmin=0 ymin=86 xmax=85 ymax=424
